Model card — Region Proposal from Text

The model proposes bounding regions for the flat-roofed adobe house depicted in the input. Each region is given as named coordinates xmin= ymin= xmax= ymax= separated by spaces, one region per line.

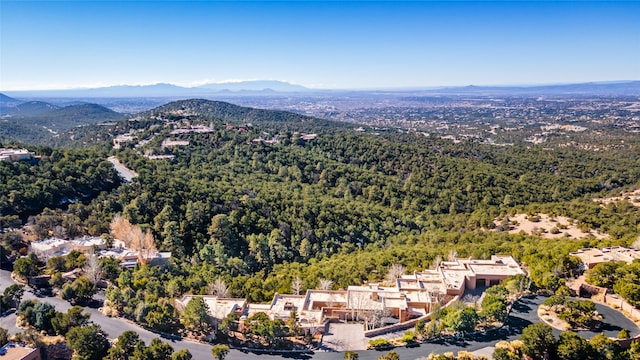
xmin=175 ymin=295 xmax=247 ymax=327
xmin=30 ymin=236 xmax=106 ymax=260
xmin=570 ymin=246 xmax=640 ymax=269
xmin=176 ymin=255 xmax=526 ymax=334
xmin=0 ymin=342 xmax=40 ymax=360
xmin=0 ymin=148 xmax=35 ymax=162
xmin=432 ymin=255 xmax=526 ymax=295
xmin=269 ymin=294 xmax=307 ymax=320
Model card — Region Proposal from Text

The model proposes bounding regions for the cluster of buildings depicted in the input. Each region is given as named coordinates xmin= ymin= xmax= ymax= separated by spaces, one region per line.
xmin=169 ymin=124 xmax=214 ymax=135
xmin=112 ymin=133 xmax=138 ymax=149
xmin=0 ymin=148 xmax=34 ymax=162
xmin=176 ymin=255 xmax=525 ymax=333
xmin=30 ymin=236 xmax=171 ymax=269
xmin=30 ymin=236 xmax=105 ymax=260
xmin=570 ymin=246 xmax=640 ymax=269
xmin=251 ymin=132 xmax=318 ymax=145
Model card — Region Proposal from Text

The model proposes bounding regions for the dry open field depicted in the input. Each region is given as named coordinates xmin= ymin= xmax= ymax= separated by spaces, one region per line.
xmin=493 ymin=213 xmax=607 ymax=239
xmin=594 ymin=189 xmax=640 ymax=207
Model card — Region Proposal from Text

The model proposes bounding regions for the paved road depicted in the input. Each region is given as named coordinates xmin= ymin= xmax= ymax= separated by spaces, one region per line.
xmin=2 ymin=270 xmax=638 ymax=360
xmin=571 ymin=299 xmax=639 ymax=339
xmin=108 ymin=156 xmax=138 ymax=182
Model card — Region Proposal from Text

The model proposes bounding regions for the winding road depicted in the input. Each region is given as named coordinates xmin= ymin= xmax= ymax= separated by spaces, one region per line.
xmin=1 ymin=270 xmax=638 ymax=360
xmin=107 ymin=156 xmax=138 ymax=182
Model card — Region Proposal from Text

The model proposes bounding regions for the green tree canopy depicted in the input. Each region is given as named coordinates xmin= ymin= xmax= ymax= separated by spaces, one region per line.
xmin=211 ymin=344 xmax=229 ymax=360
xmin=520 ymin=323 xmax=557 ymax=360
xmin=66 ymin=324 xmax=110 ymax=360
xmin=181 ymin=297 xmax=211 ymax=335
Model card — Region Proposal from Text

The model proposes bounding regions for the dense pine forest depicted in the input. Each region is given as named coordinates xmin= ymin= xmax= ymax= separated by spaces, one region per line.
xmin=1 ymin=99 xmax=639 ymax=328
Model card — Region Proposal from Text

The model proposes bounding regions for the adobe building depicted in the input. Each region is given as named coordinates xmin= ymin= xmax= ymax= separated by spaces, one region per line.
xmin=0 ymin=148 xmax=35 ymax=162
xmin=0 ymin=342 xmax=40 ymax=360
xmin=177 ymin=255 xmax=525 ymax=331
xmin=570 ymin=246 xmax=640 ymax=269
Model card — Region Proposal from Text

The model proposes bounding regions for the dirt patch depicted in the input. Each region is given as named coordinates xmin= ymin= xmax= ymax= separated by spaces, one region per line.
xmin=594 ymin=189 xmax=640 ymax=208
xmin=537 ymin=305 xmax=571 ymax=331
xmin=494 ymin=213 xmax=607 ymax=239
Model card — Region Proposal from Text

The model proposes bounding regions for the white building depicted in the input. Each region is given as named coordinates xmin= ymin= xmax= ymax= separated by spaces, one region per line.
xmin=0 ymin=148 xmax=35 ymax=162
xmin=30 ymin=236 xmax=105 ymax=260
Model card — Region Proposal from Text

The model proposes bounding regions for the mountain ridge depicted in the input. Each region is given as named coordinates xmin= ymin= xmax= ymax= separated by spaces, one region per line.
xmin=3 ymin=80 xmax=638 ymax=98
xmin=11 ymin=101 xmax=60 ymax=116
xmin=196 ymin=80 xmax=309 ymax=92
xmin=144 ymin=98 xmax=321 ymax=125
xmin=2 ymin=80 xmax=311 ymax=98
xmin=0 ymin=102 xmax=126 ymax=145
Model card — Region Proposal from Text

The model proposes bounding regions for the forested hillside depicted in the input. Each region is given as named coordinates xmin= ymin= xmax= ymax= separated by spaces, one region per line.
xmin=1 ymin=99 xmax=639 ymax=308
xmin=0 ymin=147 xmax=120 ymax=217
xmin=0 ymin=101 xmax=125 ymax=145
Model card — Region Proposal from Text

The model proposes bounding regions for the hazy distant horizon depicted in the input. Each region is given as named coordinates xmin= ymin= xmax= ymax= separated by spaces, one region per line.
xmin=2 ymin=79 xmax=640 ymax=93
xmin=2 ymin=1 xmax=639 ymax=91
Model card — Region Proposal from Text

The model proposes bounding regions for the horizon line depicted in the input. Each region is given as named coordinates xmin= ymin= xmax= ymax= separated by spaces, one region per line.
xmin=1 ymin=79 xmax=639 ymax=93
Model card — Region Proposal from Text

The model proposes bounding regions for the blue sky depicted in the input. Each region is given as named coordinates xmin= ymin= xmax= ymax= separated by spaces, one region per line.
xmin=1 ymin=1 xmax=639 ymax=90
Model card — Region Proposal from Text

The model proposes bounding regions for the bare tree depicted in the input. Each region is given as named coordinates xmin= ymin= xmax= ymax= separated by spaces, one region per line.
xmin=318 ymin=279 xmax=334 ymax=290
xmin=429 ymin=286 xmax=441 ymax=310
xmin=349 ymin=291 xmax=370 ymax=321
xmin=291 ymin=276 xmax=303 ymax=295
xmin=370 ymin=308 xmax=390 ymax=329
xmin=110 ymin=215 xmax=136 ymax=244
xmin=433 ymin=256 xmax=442 ymax=269
xmin=386 ymin=263 xmax=406 ymax=284
xmin=110 ymin=215 xmax=157 ymax=264
xmin=210 ymin=278 xmax=229 ymax=298
xmin=447 ymin=250 xmax=458 ymax=262
xmin=84 ymin=248 xmax=102 ymax=284
xmin=139 ymin=229 xmax=156 ymax=264
xmin=53 ymin=225 xmax=67 ymax=239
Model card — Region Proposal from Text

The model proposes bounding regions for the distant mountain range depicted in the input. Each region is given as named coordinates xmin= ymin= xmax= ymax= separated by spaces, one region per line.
xmin=196 ymin=80 xmax=309 ymax=92
xmin=2 ymin=80 xmax=311 ymax=98
xmin=3 ymin=80 xmax=638 ymax=99
xmin=428 ymin=81 xmax=640 ymax=96
xmin=1 ymin=80 xmax=638 ymax=122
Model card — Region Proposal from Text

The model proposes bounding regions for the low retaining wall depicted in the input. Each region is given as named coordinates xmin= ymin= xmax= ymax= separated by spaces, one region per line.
xmin=616 ymin=334 xmax=640 ymax=349
xmin=603 ymin=293 xmax=640 ymax=322
xmin=579 ymin=283 xmax=606 ymax=298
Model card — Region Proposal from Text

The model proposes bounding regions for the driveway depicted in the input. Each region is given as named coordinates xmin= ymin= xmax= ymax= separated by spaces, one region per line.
xmin=322 ymin=323 xmax=367 ymax=351
xmin=574 ymin=300 xmax=639 ymax=339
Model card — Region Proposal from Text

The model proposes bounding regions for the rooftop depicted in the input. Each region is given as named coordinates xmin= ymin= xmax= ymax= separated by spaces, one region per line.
xmin=0 ymin=148 xmax=35 ymax=162
xmin=178 ymin=296 xmax=246 ymax=321
xmin=177 ymin=254 xmax=524 ymax=328
xmin=570 ymin=246 xmax=640 ymax=265
xmin=270 ymin=294 xmax=306 ymax=319
xmin=0 ymin=342 xmax=39 ymax=360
